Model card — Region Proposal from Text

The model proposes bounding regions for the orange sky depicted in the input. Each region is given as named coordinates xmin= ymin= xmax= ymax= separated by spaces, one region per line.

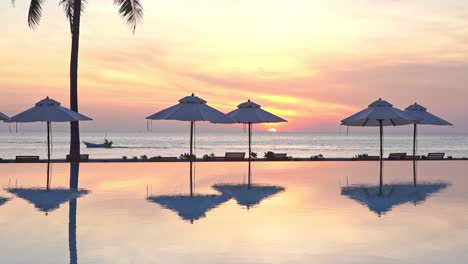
xmin=1 ymin=0 xmax=467 ymax=132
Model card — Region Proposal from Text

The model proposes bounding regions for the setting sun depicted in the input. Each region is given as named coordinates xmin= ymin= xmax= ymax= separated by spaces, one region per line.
xmin=268 ymin=128 xmax=277 ymax=132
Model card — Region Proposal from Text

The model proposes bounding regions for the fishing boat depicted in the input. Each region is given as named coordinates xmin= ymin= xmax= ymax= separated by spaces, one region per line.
xmin=83 ymin=139 xmax=113 ymax=148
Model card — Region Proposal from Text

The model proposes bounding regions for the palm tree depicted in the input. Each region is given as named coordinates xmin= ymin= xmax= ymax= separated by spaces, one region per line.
xmin=12 ymin=0 xmax=143 ymax=161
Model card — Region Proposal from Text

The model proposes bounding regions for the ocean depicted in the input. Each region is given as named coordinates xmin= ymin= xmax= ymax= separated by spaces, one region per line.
xmin=0 ymin=130 xmax=467 ymax=159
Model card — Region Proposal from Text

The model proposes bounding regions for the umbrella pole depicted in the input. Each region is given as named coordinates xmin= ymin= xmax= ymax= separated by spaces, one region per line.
xmin=379 ymin=120 xmax=383 ymax=195
xmin=248 ymin=122 xmax=252 ymax=189
xmin=413 ymin=123 xmax=417 ymax=186
xmin=190 ymin=121 xmax=194 ymax=197
xmin=47 ymin=121 xmax=51 ymax=190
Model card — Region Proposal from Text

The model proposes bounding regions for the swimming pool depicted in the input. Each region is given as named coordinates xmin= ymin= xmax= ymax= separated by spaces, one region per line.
xmin=0 ymin=161 xmax=466 ymax=264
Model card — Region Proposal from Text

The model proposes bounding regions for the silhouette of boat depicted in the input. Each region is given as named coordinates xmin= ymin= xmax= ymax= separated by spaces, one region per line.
xmin=83 ymin=139 xmax=112 ymax=148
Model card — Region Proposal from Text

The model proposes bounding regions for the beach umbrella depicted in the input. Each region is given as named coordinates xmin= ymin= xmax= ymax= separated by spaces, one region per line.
xmin=212 ymin=184 xmax=285 ymax=209
xmin=9 ymin=97 xmax=92 ymax=162
xmin=146 ymin=93 xmax=232 ymax=196
xmin=405 ymin=103 xmax=453 ymax=185
xmin=147 ymin=194 xmax=230 ymax=223
xmin=341 ymin=182 xmax=448 ymax=216
xmin=9 ymin=97 xmax=92 ymax=189
xmin=341 ymin=98 xmax=418 ymax=194
xmin=224 ymin=100 xmax=286 ymax=188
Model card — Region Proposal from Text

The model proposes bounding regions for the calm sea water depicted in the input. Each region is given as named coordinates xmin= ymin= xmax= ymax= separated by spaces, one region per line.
xmin=0 ymin=161 xmax=467 ymax=264
xmin=0 ymin=130 xmax=467 ymax=159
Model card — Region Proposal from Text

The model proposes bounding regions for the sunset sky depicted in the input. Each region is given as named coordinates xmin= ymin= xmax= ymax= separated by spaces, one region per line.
xmin=1 ymin=0 xmax=467 ymax=132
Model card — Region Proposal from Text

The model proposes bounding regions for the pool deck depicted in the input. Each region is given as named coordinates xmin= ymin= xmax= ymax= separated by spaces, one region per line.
xmin=0 ymin=158 xmax=466 ymax=163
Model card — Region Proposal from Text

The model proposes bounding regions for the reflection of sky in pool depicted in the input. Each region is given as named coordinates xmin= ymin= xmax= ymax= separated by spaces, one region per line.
xmin=0 ymin=161 xmax=466 ymax=264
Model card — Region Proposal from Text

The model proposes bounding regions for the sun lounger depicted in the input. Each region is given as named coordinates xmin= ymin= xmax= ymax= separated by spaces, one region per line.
xmin=66 ymin=154 xmax=89 ymax=162
xmin=214 ymin=152 xmax=246 ymax=161
xmin=427 ymin=153 xmax=445 ymax=160
xmin=272 ymin=153 xmax=288 ymax=160
xmin=148 ymin=156 xmax=178 ymax=161
xmin=16 ymin=156 xmax=39 ymax=162
xmin=365 ymin=156 xmax=380 ymax=160
xmin=388 ymin=153 xmax=406 ymax=160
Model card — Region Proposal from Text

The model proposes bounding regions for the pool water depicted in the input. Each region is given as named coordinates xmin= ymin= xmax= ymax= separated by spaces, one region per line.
xmin=0 ymin=161 xmax=467 ymax=264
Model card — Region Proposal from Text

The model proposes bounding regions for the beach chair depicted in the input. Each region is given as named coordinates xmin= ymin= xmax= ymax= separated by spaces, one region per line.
xmin=272 ymin=153 xmax=288 ymax=160
xmin=365 ymin=156 xmax=380 ymax=160
xmin=66 ymin=154 xmax=89 ymax=162
xmin=427 ymin=153 xmax=445 ymax=160
xmin=16 ymin=156 xmax=39 ymax=162
xmin=388 ymin=153 xmax=406 ymax=160
xmin=225 ymin=152 xmax=245 ymax=161
xmin=214 ymin=152 xmax=245 ymax=161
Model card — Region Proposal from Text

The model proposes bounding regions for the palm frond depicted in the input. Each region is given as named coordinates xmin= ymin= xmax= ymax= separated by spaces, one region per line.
xmin=28 ymin=0 xmax=47 ymax=29
xmin=59 ymin=0 xmax=87 ymax=33
xmin=114 ymin=0 xmax=143 ymax=33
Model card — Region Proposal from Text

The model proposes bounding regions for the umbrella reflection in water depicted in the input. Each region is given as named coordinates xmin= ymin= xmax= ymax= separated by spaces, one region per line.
xmin=341 ymin=182 xmax=449 ymax=216
xmin=213 ymin=184 xmax=285 ymax=210
xmin=6 ymin=187 xmax=88 ymax=213
xmin=147 ymin=194 xmax=230 ymax=223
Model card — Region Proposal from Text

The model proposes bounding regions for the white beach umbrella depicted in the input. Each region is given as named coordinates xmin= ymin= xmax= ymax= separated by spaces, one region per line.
xmin=9 ymin=96 xmax=92 ymax=166
xmin=224 ymin=100 xmax=286 ymax=188
xmin=146 ymin=93 xmax=232 ymax=196
xmin=405 ymin=103 xmax=453 ymax=185
xmin=341 ymin=98 xmax=418 ymax=194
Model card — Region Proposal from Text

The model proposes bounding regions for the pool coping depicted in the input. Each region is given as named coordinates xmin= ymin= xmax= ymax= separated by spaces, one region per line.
xmin=0 ymin=158 xmax=466 ymax=163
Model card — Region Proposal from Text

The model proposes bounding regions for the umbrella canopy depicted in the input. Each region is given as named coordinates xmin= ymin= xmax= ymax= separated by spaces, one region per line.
xmin=0 ymin=112 xmax=9 ymax=121
xmin=147 ymin=194 xmax=230 ymax=223
xmin=6 ymin=188 xmax=89 ymax=213
xmin=146 ymin=94 xmax=232 ymax=123
xmin=9 ymin=97 xmax=92 ymax=123
xmin=341 ymin=99 xmax=417 ymax=126
xmin=341 ymin=183 xmax=448 ymax=216
xmin=341 ymin=99 xmax=418 ymax=194
xmin=226 ymin=100 xmax=286 ymax=124
xmin=212 ymin=184 xmax=285 ymax=209
xmin=405 ymin=103 xmax=452 ymax=126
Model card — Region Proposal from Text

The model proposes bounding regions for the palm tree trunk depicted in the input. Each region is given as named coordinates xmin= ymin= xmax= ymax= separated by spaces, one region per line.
xmin=69 ymin=0 xmax=82 ymax=161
